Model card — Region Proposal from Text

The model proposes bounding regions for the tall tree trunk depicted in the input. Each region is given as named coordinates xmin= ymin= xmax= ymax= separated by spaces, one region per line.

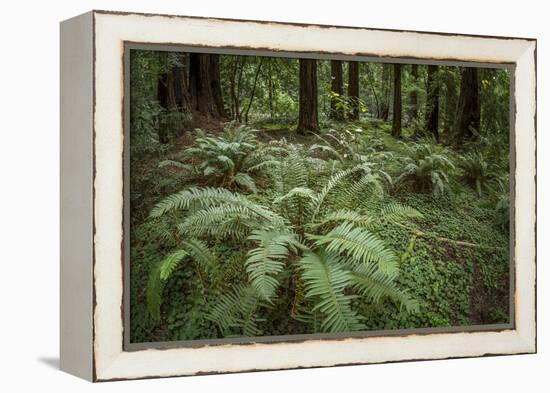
xmin=208 ymin=54 xmax=226 ymax=118
xmin=347 ymin=61 xmax=360 ymax=121
xmin=156 ymin=73 xmax=171 ymax=143
xmin=297 ymin=59 xmax=319 ymax=134
xmin=392 ymin=64 xmax=402 ymax=138
xmin=454 ymin=67 xmax=480 ymax=143
xmin=379 ymin=64 xmax=391 ymax=121
xmin=171 ymin=53 xmax=191 ymax=113
xmin=329 ymin=60 xmax=344 ymax=120
xmin=408 ymin=64 xmax=419 ymax=130
xmin=156 ymin=53 xmax=192 ymax=143
xmin=188 ymin=53 xmax=226 ymax=120
xmin=443 ymin=68 xmax=458 ymax=136
xmin=244 ymin=57 xmax=264 ymax=123
xmin=267 ymin=60 xmax=275 ymax=119
xmin=425 ymin=65 xmax=440 ymax=141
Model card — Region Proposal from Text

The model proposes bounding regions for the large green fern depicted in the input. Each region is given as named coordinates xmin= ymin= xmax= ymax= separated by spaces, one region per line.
xmin=146 ymin=137 xmax=421 ymax=336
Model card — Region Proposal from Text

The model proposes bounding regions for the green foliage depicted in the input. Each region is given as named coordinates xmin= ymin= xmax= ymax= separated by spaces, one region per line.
xmin=457 ymin=152 xmax=503 ymax=196
xmin=145 ymin=141 xmax=420 ymax=335
xmin=245 ymin=230 xmax=301 ymax=301
xmin=206 ymin=284 xmax=265 ymax=337
xmin=310 ymin=223 xmax=399 ymax=277
xmin=129 ymin=51 xmax=511 ymax=343
xmin=395 ymin=140 xmax=456 ymax=196
xmin=299 ymin=251 xmax=364 ymax=332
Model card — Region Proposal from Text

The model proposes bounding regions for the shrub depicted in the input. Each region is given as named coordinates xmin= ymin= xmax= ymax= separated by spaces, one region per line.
xmin=395 ymin=140 xmax=456 ymax=196
xmin=147 ymin=161 xmax=421 ymax=335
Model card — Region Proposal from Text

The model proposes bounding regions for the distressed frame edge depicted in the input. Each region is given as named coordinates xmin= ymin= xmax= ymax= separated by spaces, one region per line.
xmin=122 ymin=42 xmax=516 ymax=352
xmin=89 ymin=11 xmax=537 ymax=382
xmin=59 ymin=10 xmax=95 ymax=382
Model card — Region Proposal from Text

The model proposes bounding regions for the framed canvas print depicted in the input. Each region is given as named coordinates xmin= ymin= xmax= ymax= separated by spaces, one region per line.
xmin=60 ymin=10 xmax=537 ymax=382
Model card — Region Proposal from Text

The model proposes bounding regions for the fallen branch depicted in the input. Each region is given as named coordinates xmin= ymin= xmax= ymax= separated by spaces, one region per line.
xmin=395 ymin=222 xmax=506 ymax=251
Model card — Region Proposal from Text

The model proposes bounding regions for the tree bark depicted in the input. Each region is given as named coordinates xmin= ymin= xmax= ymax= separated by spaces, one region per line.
xmin=244 ymin=57 xmax=264 ymax=123
xmin=454 ymin=67 xmax=480 ymax=143
xmin=267 ymin=60 xmax=275 ymax=119
xmin=156 ymin=73 xmax=171 ymax=143
xmin=408 ymin=64 xmax=419 ymax=129
xmin=425 ymin=65 xmax=440 ymax=141
xmin=347 ymin=61 xmax=360 ymax=121
xmin=208 ymin=54 xmax=226 ymax=118
xmin=329 ymin=60 xmax=344 ymax=121
xmin=391 ymin=64 xmax=402 ymax=138
xmin=188 ymin=53 xmax=226 ymax=120
xmin=297 ymin=59 xmax=319 ymax=134
xmin=443 ymin=68 xmax=458 ymax=136
xmin=379 ymin=64 xmax=391 ymax=121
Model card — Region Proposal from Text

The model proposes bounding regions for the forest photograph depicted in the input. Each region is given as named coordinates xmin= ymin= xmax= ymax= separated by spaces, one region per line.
xmin=128 ymin=49 xmax=512 ymax=343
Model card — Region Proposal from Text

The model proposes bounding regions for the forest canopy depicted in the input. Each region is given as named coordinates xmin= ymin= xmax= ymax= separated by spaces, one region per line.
xmin=129 ymin=49 xmax=511 ymax=343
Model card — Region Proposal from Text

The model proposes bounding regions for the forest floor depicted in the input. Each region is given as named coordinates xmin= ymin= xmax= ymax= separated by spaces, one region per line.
xmin=129 ymin=119 xmax=510 ymax=342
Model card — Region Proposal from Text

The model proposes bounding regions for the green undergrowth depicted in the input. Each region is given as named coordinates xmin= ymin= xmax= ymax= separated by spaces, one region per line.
xmin=129 ymin=122 xmax=510 ymax=343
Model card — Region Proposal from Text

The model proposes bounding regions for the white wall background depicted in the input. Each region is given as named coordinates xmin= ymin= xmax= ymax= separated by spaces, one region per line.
xmin=0 ymin=0 xmax=545 ymax=391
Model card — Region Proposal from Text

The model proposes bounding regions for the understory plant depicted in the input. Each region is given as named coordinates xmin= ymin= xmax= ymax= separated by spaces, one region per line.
xmin=159 ymin=123 xmax=283 ymax=193
xmin=457 ymin=152 xmax=504 ymax=197
xmin=147 ymin=149 xmax=421 ymax=336
xmin=394 ymin=139 xmax=456 ymax=196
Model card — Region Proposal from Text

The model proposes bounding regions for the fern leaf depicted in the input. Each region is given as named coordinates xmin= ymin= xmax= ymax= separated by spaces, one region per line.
xmin=146 ymin=261 xmax=163 ymax=321
xmin=349 ymin=264 xmax=419 ymax=313
xmin=310 ymin=223 xmax=399 ymax=277
xmin=158 ymin=160 xmax=194 ymax=172
xmin=206 ymin=284 xmax=263 ymax=336
xmin=311 ymin=164 xmax=369 ymax=220
xmin=299 ymin=251 xmax=363 ymax=333
xmin=182 ymin=239 xmax=217 ymax=274
xmin=379 ymin=203 xmax=423 ymax=222
xmin=313 ymin=209 xmax=373 ymax=228
xmin=246 ymin=230 xmax=301 ymax=301
xmin=150 ymin=187 xmax=285 ymax=228
xmin=233 ymin=172 xmax=257 ymax=193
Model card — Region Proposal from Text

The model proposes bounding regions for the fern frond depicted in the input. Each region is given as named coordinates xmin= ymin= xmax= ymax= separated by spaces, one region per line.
xmin=158 ymin=160 xmax=194 ymax=172
xmin=310 ymin=222 xmax=399 ymax=277
xmin=146 ymin=261 xmax=163 ymax=321
xmin=332 ymin=173 xmax=384 ymax=210
xmin=313 ymin=209 xmax=373 ymax=228
xmin=150 ymin=187 xmax=285 ymax=228
xmin=299 ymin=251 xmax=363 ymax=332
xmin=177 ymin=205 xmax=259 ymax=239
xmin=379 ymin=202 xmax=423 ymax=222
xmin=349 ymin=264 xmax=419 ymax=313
xmin=206 ymin=284 xmax=263 ymax=336
xmin=158 ymin=249 xmax=188 ymax=280
xmin=145 ymin=249 xmax=189 ymax=320
xmin=182 ymin=239 xmax=217 ymax=274
xmin=309 ymin=143 xmax=344 ymax=161
xmin=245 ymin=230 xmax=302 ymax=301
xmin=233 ymin=172 xmax=257 ymax=193
xmin=311 ymin=163 xmax=369 ymax=220
xmin=274 ymin=187 xmax=317 ymax=205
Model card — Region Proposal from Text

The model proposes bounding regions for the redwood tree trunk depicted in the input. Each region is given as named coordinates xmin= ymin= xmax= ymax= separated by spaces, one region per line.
xmin=157 ymin=73 xmax=171 ymax=143
xmin=391 ymin=64 xmax=402 ymax=138
xmin=454 ymin=67 xmax=480 ymax=143
xmin=408 ymin=64 xmax=419 ymax=129
xmin=329 ymin=60 xmax=344 ymax=121
xmin=347 ymin=61 xmax=360 ymax=121
xmin=188 ymin=53 xmax=226 ymax=119
xmin=297 ymin=59 xmax=319 ymax=134
xmin=425 ymin=65 xmax=440 ymax=141
xmin=443 ymin=68 xmax=458 ymax=136
xmin=379 ymin=64 xmax=391 ymax=121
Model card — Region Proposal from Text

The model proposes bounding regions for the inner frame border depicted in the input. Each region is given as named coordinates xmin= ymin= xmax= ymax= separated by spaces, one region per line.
xmin=122 ymin=42 xmax=517 ymax=352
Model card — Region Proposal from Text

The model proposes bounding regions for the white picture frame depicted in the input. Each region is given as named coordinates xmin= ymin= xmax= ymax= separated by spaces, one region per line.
xmin=60 ymin=10 xmax=536 ymax=381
